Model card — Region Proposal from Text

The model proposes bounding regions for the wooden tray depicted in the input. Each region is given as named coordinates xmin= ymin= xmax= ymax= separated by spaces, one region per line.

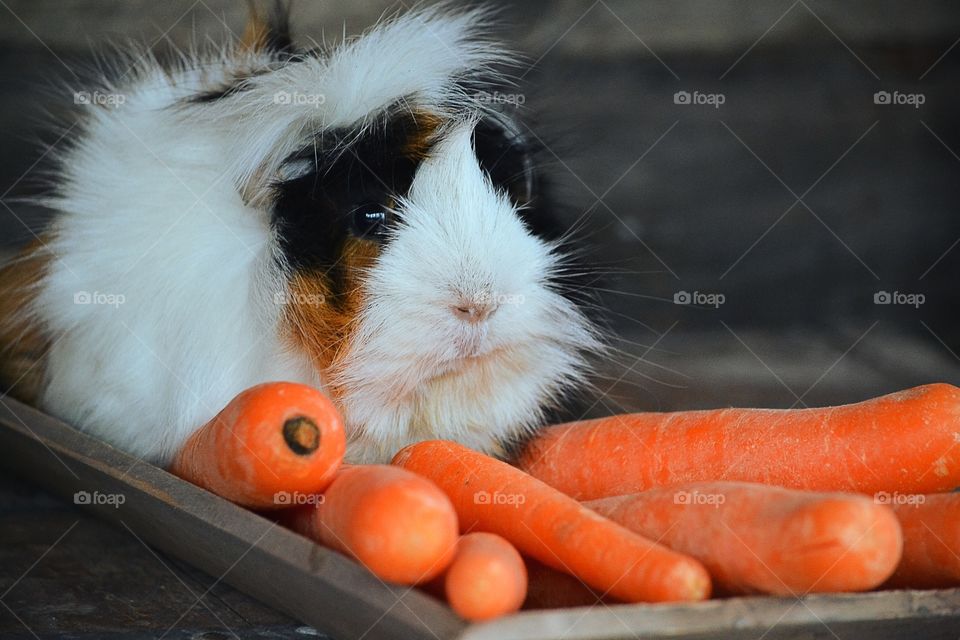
xmin=2 ymin=396 xmax=959 ymax=640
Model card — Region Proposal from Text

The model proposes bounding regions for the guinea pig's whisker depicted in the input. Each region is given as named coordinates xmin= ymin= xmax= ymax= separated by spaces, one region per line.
xmin=590 ymin=370 xmax=688 ymax=391
xmin=601 ymin=351 xmax=690 ymax=380
xmin=607 ymin=333 xmax=681 ymax=356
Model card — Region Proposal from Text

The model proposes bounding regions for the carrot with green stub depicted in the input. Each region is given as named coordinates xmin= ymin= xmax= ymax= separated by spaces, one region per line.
xmin=518 ymin=384 xmax=960 ymax=500
xmin=586 ymin=481 xmax=903 ymax=595
xmin=884 ymin=492 xmax=960 ymax=589
xmin=392 ymin=440 xmax=711 ymax=603
xmin=169 ymin=382 xmax=345 ymax=508
xmin=281 ymin=464 xmax=458 ymax=585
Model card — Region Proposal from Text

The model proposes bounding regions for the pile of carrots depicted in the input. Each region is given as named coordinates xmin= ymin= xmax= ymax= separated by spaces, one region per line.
xmin=169 ymin=382 xmax=960 ymax=621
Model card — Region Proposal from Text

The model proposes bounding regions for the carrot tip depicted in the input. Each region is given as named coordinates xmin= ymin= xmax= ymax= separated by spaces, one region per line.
xmin=283 ymin=416 xmax=320 ymax=455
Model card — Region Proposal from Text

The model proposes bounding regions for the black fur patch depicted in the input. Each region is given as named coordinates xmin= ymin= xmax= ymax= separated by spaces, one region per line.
xmin=271 ymin=107 xmax=573 ymax=302
xmin=271 ymin=112 xmax=431 ymax=278
xmin=190 ymin=72 xmax=263 ymax=103
xmin=472 ymin=112 xmax=566 ymax=242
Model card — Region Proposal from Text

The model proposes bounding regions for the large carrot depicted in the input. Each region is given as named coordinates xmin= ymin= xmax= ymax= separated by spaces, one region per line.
xmin=392 ymin=440 xmax=711 ymax=603
xmin=518 ymin=384 xmax=960 ymax=500
xmin=282 ymin=464 xmax=458 ymax=584
xmin=170 ymin=382 xmax=345 ymax=508
xmin=441 ymin=533 xmax=527 ymax=621
xmin=586 ymin=482 xmax=903 ymax=595
xmin=884 ymin=492 xmax=960 ymax=588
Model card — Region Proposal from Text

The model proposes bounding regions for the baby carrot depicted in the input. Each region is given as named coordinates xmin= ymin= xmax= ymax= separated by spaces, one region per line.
xmin=587 ymin=482 xmax=903 ymax=595
xmin=884 ymin=492 xmax=960 ymax=588
xmin=442 ymin=533 xmax=527 ymax=621
xmin=518 ymin=384 xmax=960 ymax=500
xmin=170 ymin=382 xmax=345 ymax=508
xmin=392 ymin=440 xmax=711 ymax=603
xmin=282 ymin=464 xmax=458 ymax=585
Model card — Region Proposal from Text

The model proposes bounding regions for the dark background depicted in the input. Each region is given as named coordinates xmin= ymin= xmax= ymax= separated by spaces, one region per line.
xmin=1 ymin=0 xmax=958 ymax=414
xmin=1 ymin=2 xmax=959 ymax=638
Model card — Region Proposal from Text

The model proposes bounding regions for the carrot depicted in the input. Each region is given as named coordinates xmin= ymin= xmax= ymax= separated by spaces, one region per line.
xmin=281 ymin=464 xmax=458 ymax=584
xmin=392 ymin=440 xmax=711 ymax=603
xmin=884 ymin=492 xmax=960 ymax=588
xmin=586 ymin=481 xmax=903 ymax=595
xmin=169 ymin=382 xmax=345 ymax=508
xmin=441 ymin=533 xmax=527 ymax=621
xmin=517 ymin=384 xmax=960 ymax=500
xmin=523 ymin=558 xmax=608 ymax=610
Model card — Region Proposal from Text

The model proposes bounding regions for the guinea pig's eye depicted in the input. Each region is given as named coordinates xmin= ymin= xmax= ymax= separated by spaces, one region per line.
xmin=349 ymin=202 xmax=390 ymax=240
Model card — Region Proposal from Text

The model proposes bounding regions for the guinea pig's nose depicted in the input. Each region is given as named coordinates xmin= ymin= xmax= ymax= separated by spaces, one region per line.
xmin=451 ymin=299 xmax=498 ymax=323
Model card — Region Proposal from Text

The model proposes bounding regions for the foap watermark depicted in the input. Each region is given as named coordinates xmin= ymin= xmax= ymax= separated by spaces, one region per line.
xmin=273 ymin=290 xmax=326 ymax=307
xmin=74 ymin=90 xmax=126 ymax=108
xmin=273 ymin=90 xmax=326 ymax=107
xmin=274 ymin=491 xmax=325 ymax=506
xmin=873 ymin=90 xmax=925 ymax=109
xmin=674 ymin=290 xmax=725 ymax=308
xmin=74 ymin=490 xmax=126 ymax=509
xmin=874 ymin=290 xmax=925 ymax=308
xmin=474 ymin=490 xmax=526 ymax=508
xmin=74 ymin=290 xmax=125 ymax=308
xmin=874 ymin=491 xmax=925 ymax=507
xmin=674 ymin=490 xmax=726 ymax=508
xmin=674 ymin=90 xmax=725 ymax=109
xmin=473 ymin=291 xmax=525 ymax=307
xmin=473 ymin=90 xmax=525 ymax=107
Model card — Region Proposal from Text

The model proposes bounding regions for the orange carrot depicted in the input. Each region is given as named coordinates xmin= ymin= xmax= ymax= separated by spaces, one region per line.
xmin=518 ymin=384 xmax=960 ymax=500
xmin=392 ymin=440 xmax=711 ymax=603
xmin=282 ymin=464 xmax=458 ymax=584
xmin=441 ymin=533 xmax=527 ymax=621
xmin=884 ymin=492 xmax=960 ymax=588
xmin=586 ymin=482 xmax=903 ymax=595
xmin=170 ymin=382 xmax=345 ymax=508
xmin=523 ymin=558 xmax=608 ymax=610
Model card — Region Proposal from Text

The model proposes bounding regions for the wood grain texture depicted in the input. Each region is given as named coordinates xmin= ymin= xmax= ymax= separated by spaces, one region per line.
xmin=461 ymin=590 xmax=960 ymax=640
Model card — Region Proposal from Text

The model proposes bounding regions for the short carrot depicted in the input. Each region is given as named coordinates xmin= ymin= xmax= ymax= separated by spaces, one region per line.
xmin=517 ymin=384 xmax=960 ymax=500
xmin=392 ymin=440 xmax=711 ymax=603
xmin=884 ymin=492 xmax=960 ymax=589
xmin=586 ymin=482 xmax=903 ymax=595
xmin=282 ymin=464 xmax=458 ymax=584
xmin=169 ymin=382 xmax=345 ymax=508
xmin=442 ymin=533 xmax=527 ymax=621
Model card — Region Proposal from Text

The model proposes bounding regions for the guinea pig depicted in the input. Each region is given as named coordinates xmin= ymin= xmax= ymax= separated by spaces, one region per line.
xmin=0 ymin=3 xmax=601 ymax=466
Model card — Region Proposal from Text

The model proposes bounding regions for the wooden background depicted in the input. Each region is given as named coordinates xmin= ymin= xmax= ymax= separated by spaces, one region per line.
xmin=1 ymin=1 xmax=959 ymax=638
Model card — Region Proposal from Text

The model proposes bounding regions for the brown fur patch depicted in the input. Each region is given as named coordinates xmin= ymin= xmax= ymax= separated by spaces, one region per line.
xmin=281 ymin=237 xmax=379 ymax=396
xmin=240 ymin=5 xmax=272 ymax=52
xmin=0 ymin=238 xmax=52 ymax=405
xmin=239 ymin=1 xmax=290 ymax=53
xmin=402 ymin=111 xmax=445 ymax=161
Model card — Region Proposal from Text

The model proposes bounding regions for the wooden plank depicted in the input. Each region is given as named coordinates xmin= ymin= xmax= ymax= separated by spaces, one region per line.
xmin=4 ymin=0 xmax=960 ymax=55
xmin=461 ymin=589 xmax=960 ymax=640
xmin=0 ymin=396 xmax=466 ymax=640
xmin=0 ymin=509 xmax=312 ymax=638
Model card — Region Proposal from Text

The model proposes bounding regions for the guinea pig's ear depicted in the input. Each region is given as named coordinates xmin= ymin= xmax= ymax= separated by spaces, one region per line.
xmin=472 ymin=109 xmax=538 ymax=206
xmin=239 ymin=0 xmax=294 ymax=55
xmin=233 ymin=1 xmax=297 ymax=208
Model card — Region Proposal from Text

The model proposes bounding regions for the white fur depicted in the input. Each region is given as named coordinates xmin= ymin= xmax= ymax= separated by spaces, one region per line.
xmin=29 ymin=6 xmax=597 ymax=466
